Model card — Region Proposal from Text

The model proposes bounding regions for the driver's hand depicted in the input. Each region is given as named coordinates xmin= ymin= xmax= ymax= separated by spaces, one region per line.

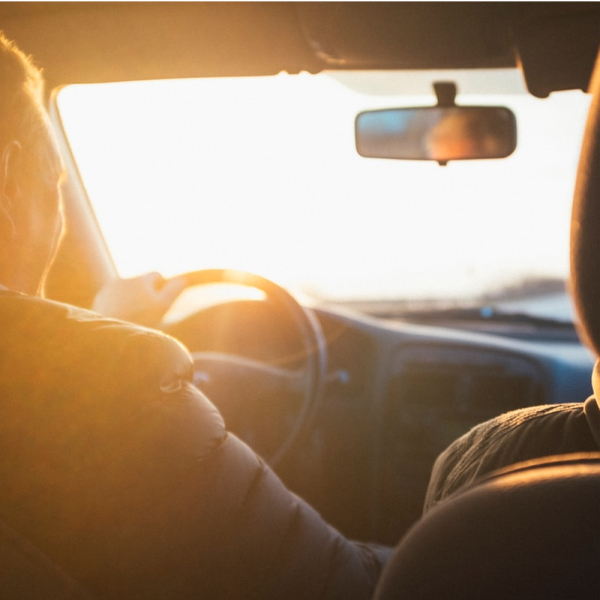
xmin=92 ymin=272 xmax=186 ymax=328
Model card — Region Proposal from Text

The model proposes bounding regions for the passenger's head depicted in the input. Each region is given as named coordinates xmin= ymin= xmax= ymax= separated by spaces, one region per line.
xmin=0 ymin=33 xmax=64 ymax=295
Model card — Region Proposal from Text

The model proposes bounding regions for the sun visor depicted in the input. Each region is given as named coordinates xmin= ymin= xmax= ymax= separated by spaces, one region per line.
xmin=514 ymin=6 xmax=600 ymax=98
xmin=296 ymin=3 xmax=514 ymax=70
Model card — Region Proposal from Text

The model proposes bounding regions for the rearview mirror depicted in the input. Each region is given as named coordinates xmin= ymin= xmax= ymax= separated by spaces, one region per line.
xmin=355 ymin=106 xmax=516 ymax=164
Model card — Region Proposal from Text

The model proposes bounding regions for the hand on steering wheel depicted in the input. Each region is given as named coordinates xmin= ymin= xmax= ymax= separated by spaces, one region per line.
xmin=92 ymin=272 xmax=186 ymax=328
xmin=94 ymin=269 xmax=327 ymax=466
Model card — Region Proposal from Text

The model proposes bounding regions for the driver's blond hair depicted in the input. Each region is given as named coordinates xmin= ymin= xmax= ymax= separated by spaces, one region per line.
xmin=0 ymin=33 xmax=48 ymax=158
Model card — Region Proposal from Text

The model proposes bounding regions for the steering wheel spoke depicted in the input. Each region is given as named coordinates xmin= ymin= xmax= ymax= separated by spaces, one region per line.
xmin=192 ymin=351 xmax=307 ymax=397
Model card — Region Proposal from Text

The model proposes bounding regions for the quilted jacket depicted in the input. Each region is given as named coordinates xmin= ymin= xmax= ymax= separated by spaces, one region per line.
xmin=0 ymin=291 xmax=389 ymax=599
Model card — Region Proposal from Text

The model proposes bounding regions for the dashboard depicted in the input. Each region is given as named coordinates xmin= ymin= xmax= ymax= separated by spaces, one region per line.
xmin=164 ymin=298 xmax=595 ymax=546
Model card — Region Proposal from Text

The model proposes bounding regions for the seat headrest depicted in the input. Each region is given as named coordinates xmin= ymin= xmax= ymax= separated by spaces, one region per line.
xmin=374 ymin=453 xmax=600 ymax=600
xmin=571 ymin=49 xmax=600 ymax=357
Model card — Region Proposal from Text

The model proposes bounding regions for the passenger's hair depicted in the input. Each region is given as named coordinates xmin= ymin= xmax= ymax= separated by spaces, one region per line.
xmin=0 ymin=32 xmax=48 ymax=158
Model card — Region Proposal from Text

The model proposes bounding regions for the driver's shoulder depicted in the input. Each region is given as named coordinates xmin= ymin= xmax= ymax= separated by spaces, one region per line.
xmin=0 ymin=290 xmax=194 ymax=403
xmin=0 ymin=289 xmax=191 ymax=361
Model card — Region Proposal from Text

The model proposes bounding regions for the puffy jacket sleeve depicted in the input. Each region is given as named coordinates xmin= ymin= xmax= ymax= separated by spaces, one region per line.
xmin=0 ymin=292 xmax=388 ymax=600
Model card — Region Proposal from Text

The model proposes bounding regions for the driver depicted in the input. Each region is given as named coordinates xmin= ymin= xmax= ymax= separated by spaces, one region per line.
xmin=0 ymin=34 xmax=390 ymax=598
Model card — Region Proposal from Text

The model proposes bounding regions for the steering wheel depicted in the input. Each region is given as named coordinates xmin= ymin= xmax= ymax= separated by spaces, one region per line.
xmin=165 ymin=269 xmax=328 ymax=467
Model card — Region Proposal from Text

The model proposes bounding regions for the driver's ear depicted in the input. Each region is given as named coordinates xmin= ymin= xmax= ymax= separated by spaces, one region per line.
xmin=0 ymin=141 xmax=23 ymax=239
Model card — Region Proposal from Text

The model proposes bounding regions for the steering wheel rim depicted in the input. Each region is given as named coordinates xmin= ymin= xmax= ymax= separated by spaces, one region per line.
xmin=174 ymin=269 xmax=328 ymax=466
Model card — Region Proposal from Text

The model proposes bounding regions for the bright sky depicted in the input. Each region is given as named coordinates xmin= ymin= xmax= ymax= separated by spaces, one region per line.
xmin=57 ymin=70 xmax=591 ymax=304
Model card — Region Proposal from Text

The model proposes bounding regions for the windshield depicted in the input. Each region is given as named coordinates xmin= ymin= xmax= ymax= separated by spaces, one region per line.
xmin=57 ymin=69 xmax=591 ymax=321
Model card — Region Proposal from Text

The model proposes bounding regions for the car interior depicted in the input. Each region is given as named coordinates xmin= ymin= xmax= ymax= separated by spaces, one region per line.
xmin=1 ymin=2 xmax=600 ymax=596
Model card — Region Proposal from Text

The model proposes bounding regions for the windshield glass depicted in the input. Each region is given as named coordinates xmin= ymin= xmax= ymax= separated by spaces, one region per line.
xmin=57 ymin=69 xmax=591 ymax=321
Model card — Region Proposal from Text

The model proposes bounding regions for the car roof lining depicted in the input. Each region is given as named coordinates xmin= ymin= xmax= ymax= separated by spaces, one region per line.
xmin=0 ymin=2 xmax=598 ymax=96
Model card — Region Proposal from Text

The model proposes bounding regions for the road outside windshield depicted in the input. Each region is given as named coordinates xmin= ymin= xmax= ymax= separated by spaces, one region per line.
xmin=57 ymin=70 xmax=590 ymax=320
